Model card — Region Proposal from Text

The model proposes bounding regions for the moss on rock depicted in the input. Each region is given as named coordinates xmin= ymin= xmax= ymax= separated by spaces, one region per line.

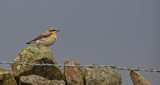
xmin=0 ymin=68 xmax=17 ymax=85
xmin=10 ymin=45 xmax=63 ymax=81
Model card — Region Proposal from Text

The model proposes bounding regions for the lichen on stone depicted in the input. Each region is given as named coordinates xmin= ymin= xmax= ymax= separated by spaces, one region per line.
xmin=0 ymin=71 xmax=8 ymax=75
xmin=0 ymin=68 xmax=17 ymax=85
xmin=14 ymin=56 xmax=20 ymax=62
xmin=16 ymin=65 xmax=21 ymax=70
xmin=10 ymin=45 xmax=63 ymax=80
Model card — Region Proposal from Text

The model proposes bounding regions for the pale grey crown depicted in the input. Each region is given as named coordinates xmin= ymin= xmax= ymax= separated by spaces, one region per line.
xmin=48 ymin=27 xmax=59 ymax=32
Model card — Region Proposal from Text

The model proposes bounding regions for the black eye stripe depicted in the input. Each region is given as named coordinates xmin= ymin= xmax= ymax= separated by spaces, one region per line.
xmin=49 ymin=30 xmax=56 ymax=31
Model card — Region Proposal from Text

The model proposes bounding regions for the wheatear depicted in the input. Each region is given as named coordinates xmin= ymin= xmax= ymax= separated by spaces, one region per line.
xmin=26 ymin=27 xmax=59 ymax=47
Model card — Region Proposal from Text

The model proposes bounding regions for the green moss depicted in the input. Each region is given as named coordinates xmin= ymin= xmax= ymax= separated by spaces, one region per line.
xmin=22 ymin=49 xmax=29 ymax=55
xmin=85 ymin=74 xmax=90 ymax=79
xmin=14 ymin=56 xmax=20 ymax=62
xmin=24 ymin=54 xmax=32 ymax=63
xmin=26 ymin=46 xmax=33 ymax=50
xmin=0 ymin=72 xmax=17 ymax=85
xmin=18 ymin=46 xmax=49 ymax=64
xmin=0 ymin=71 xmax=8 ymax=75
xmin=17 ymin=65 xmax=21 ymax=70
xmin=80 ymin=70 xmax=84 ymax=84
xmin=40 ymin=53 xmax=45 ymax=57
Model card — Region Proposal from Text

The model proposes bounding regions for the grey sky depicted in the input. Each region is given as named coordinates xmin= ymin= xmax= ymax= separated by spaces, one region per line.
xmin=0 ymin=0 xmax=159 ymax=84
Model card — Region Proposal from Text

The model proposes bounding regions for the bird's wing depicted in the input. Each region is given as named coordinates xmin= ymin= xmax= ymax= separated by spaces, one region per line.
xmin=32 ymin=32 xmax=52 ymax=41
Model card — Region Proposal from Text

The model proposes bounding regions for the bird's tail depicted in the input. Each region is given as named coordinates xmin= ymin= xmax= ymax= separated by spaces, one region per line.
xmin=26 ymin=41 xmax=35 ymax=44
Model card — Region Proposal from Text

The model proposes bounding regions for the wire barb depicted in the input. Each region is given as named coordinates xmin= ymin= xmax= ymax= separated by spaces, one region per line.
xmin=0 ymin=61 xmax=159 ymax=73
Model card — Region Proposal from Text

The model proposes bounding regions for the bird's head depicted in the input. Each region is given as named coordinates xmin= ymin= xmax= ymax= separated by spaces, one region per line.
xmin=48 ymin=27 xmax=59 ymax=32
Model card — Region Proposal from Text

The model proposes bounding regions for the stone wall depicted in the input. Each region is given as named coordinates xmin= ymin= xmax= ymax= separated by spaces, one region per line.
xmin=0 ymin=45 xmax=152 ymax=85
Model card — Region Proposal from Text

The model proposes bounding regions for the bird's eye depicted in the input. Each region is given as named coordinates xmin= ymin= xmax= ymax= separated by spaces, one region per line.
xmin=49 ymin=30 xmax=56 ymax=32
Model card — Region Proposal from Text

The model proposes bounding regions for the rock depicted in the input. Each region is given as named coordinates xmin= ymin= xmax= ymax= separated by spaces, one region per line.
xmin=84 ymin=65 xmax=122 ymax=85
xmin=10 ymin=45 xmax=63 ymax=80
xmin=130 ymin=70 xmax=152 ymax=85
xmin=64 ymin=61 xmax=84 ymax=85
xmin=51 ymin=80 xmax=65 ymax=85
xmin=0 ymin=68 xmax=17 ymax=85
xmin=20 ymin=75 xmax=65 ymax=85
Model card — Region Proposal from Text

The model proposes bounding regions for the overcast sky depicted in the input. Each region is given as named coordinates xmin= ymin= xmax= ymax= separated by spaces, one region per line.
xmin=0 ymin=0 xmax=159 ymax=85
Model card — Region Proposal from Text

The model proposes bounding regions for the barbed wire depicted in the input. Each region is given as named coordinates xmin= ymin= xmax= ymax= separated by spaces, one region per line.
xmin=0 ymin=61 xmax=160 ymax=73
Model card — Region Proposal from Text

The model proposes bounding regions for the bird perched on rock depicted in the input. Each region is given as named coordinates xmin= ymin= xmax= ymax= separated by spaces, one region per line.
xmin=26 ymin=27 xmax=59 ymax=47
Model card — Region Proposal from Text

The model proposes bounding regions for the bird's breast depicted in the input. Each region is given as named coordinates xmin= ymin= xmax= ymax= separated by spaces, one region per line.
xmin=39 ymin=35 xmax=57 ymax=47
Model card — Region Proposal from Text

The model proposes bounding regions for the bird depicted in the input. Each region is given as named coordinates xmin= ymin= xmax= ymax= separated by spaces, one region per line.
xmin=26 ymin=27 xmax=59 ymax=47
